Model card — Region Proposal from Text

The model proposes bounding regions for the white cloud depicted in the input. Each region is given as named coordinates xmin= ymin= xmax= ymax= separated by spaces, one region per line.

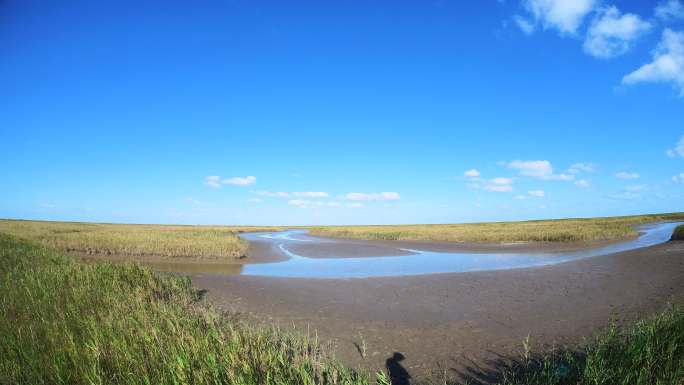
xmin=254 ymin=191 xmax=291 ymax=198
xmin=508 ymin=160 xmax=553 ymax=178
xmin=583 ymin=6 xmax=651 ymax=58
xmin=523 ymin=0 xmax=596 ymax=34
xmin=185 ymin=197 xmax=200 ymax=205
xmin=575 ymin=179 xmax=591 ymax=188
xmin=206 ymin=175 xmax=257 ymax=188
xmin=515 ymin=195 xmax=527 ymax=200
xmin=288 ymin=199 xmax=341 ymax=209
xmin=464 ymin=169 xmax=481 ymax=178
xmin=247 ymin=198 xmax=262 ymax=203
xmin=667 ymin=135 xmax=684 ymax=158
xmin=223 ymin=176 xmax=256 ymax=186
xmin=472 ymin=177 xmax=514 ymax=193
xmin=205 ymin=176 xmax=222 ymax=188
xmin=514 ymin=15 xmax=536 ymax=35
xmin=288 ymin=199 xmax=361 ymax=209
xmin=568 ymin=162 xmax=596 ymax=174
xmin=491 ymin=177 xmax=513 ymax=185
xmin=507 ymin=159 xmax=573 ymax=180
xmin=622 ymin=28 xmax=684 ymax=96
xmin=485 ymin=185 xmax=513 ymax=192
xmin=293 ymin=191 xmax=329 ymax=198
xmin=671 ymin=172 xmax=684 ymax=182
xmin=616 ymin=171 xmax=640 ymax=179
xmin=553 ymin=173 xmax=575 ymax=181
xmin=528 ymin=189 xmax=545 ymax=197
xmin=656 ymin=0 xmax=684 ymax=21
xmin=345 ymin=192 xmax=401 ymax=201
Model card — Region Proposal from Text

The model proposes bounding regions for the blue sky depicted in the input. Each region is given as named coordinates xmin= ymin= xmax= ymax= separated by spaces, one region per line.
xmin=1 ymin=0 xmax=684 ymax=225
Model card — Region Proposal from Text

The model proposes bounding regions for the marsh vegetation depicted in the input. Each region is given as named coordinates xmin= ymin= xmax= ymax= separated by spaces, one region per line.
xmin=0 ymin=219 xmax=280 ymax=260
xmin=0 ymin=234 xmax=371 ymax=385
xmin=1 ymin=230 xmax=683 ymax=384
xmin=311 ymin=213 xmax=684 ymax=244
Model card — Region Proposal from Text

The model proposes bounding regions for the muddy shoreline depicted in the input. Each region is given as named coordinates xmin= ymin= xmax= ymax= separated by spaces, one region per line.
xmin=191 ymin=240 xmax=684 ymax=383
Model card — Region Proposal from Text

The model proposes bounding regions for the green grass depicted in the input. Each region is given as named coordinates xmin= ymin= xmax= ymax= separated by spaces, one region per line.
xmin=476 ymin=306 xmax=684 ymax=385
xmin=0 ymin=234 xmax=374 ymax=385
xmin=0 ymin=219 xmax=281 ymax=260
xmin=310 ymin=213 xmax=684 ymax=244
xmin=672 ymin=224 xmax=684 ymax=241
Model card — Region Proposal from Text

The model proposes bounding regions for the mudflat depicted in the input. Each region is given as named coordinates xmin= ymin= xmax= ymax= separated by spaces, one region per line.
xmin=191 ymin=240 xmax=684 ymax=383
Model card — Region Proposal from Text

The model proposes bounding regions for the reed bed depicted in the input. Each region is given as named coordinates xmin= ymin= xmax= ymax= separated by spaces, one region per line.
xmin=311 ymin=213 xmax=684 ymax=244
xmin=0 ymin=234 xmax=373 ymax=385
xmin=0 ymin=220 xmax=280 ymax=260
xmin=483 ymin=305 xmax=684 ymax=385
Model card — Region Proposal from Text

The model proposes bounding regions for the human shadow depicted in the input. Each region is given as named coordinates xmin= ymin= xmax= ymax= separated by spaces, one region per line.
xmin=385 ymin=352 xmax=411 ymax=385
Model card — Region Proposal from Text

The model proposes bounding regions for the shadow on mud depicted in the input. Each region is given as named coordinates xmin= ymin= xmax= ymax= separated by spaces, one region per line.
xmin=386 ymin=352 xmax=411 ymax=385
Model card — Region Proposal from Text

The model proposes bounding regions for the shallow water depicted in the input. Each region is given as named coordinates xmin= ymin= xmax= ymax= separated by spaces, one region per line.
xmin=239 ymin=222 xmax=683 ymax=279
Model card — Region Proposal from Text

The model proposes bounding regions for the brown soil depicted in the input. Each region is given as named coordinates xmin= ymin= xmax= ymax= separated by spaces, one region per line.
xmin=190 ymin=240 xmax=684 ymax=383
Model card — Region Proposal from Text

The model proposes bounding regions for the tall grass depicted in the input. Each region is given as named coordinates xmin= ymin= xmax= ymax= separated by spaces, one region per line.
xmin=311 ymin=213 xmax=684 ymax=244
xmin=0 ymin=234 xmax=373 ymax=385
xmin=479 ymin=306 xmax=684 ymax=385
xmin=0 ymin=219 xmax=280 ymax=260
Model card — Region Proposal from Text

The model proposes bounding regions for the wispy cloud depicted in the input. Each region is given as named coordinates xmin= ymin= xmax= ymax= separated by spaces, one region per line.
xmin=575 ymin=179 xmax=591 ymax=188
xmin=288 ymin=199 xmax=363 ymax=209
xmin=247 ymin=198 xmax=262 ymax=203
xmin=345 ymin=192 xmax=401 ymax=201
xmin=508 ymin=160 xmax=552 ymax=178
xmin=568 ymin=162 xmax=596 ymax=174
xmin=622 ymin=28 xmax=684 ymax=96
xmin=254 ymin=191 xmax=291 ymax=198
xmin=288 ymin=199 xmax=340 ymax=209
xmin=616 ymin=171 xmax=640 ymax=179
xmin=507 ymin=160 xmax=574 ymax=180
xmin=205 ymin=176 xmax=222 ymax=188
xmin=514 ymin=15 xmax=536 ymax=35
xmin=671 ymin=173 xmax=684 ymax=183
xmin=185 ymin=197 xmax=200 ymax=205
xmin=464 ymin=169 xmax=481 ymax=178
xmin=667 ymin=134 xmax=684 ymax=158
xmin=521 ymin=0 xmax=596 ymax=35
xmin=205 ymin=175 xmax=256 ymax=188
xmin=469 ymin=177 xmax=514 ymax=193
xmin=583 ymin=6 xmax=651 ymax=59
xmin=528 ymin=189 xmax=545 ymax=197
xmin=655 ymin=0 xmax=684 ymax=21
xmin=252 ymin=190 xmax=329 ymax=198
xmin=223 ymin=176 xmax=256 ymax=186
xmin=293 ymin=191 xmax=330 ymax=198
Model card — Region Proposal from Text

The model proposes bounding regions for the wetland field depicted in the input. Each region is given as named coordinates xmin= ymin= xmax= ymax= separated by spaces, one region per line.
xmin=2 ymin=216 xmax=684 ymax=384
